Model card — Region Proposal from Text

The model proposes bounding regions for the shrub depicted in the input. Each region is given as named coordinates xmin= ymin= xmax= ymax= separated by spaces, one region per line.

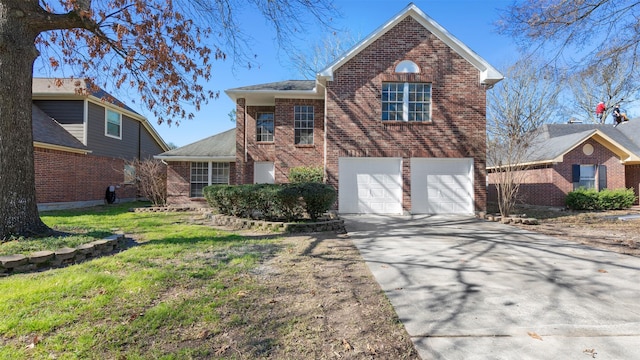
xmin=565 ymin=188 xmax=599 ymax=210
xmin=203 ymin=182 xmax=336 ymax=221
xmin=125 ymin=159 xmax=167 ymax=206
xmin=296 ymin=182 xmax=337 ymax=220
xmin=289 ymin=166 xmax=323 ymax=183
xmin=597 ymin=188 xmax=636 ymax=210
xmin=566 ymin=188 xmax=636 ymax=210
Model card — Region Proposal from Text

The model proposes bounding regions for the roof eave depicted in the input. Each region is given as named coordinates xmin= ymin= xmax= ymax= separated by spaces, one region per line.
xmin=34 ymin=141 xmax=92 ymax=155
xmin=154 ymin=155 xmax=236 ymax=162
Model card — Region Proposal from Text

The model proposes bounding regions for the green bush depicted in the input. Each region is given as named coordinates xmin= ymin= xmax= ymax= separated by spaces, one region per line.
xmin=565 ymin=187 xmax=636 ymax=210
xmin=289 ymin=166 xmax=323 ymax=183
xmin=597 ymin=188 xmax=637 ymax=210
xmin=203 ymin=182 xmax=336 ymax=221
xmin=297 ymin=182 xmax=337 ymax=220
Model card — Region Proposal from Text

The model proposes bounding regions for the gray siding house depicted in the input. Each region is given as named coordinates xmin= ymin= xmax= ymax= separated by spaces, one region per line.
xmin=32 ymin=78 xmax=169 ymax=210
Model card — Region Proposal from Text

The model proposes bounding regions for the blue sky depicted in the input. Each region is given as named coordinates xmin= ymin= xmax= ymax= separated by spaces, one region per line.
xmin=64 ymin=0 xmax=520 ymax=147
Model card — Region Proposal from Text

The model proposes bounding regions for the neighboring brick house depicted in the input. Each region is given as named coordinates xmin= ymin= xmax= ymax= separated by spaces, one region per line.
xmin=32 ymin=78 xmax=169 ymax=210
xmin=487 ymin=121 xmax=640 ymax=207
xmin=158 ymin=4 xmax=503 ymax=214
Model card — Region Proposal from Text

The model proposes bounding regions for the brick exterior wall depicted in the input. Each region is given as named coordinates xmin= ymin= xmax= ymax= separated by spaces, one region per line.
xmin=235 ymin=99 xmax=325 ymax=184
xmin=166 ymin=161 xmax=237 ymax=207
xmin=34 ymin=147 xmax=137 ymax=204
xmin=232 ymin=16 xmax=490 ymax=213
xmin=324 ymin=16 xmax=487 ymax=212
xmin=488 ymin=140 xmax=628 ymax=207
xmin=625 ymin=165 xmax=640 ymax=204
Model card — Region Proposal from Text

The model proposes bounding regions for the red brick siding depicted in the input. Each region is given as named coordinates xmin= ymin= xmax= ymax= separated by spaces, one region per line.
xmin=166 ymin=161 xmax=236 ymax=207
xmin=236 ymin=99 xmax=325 ymax=184
xmin=34 ymin=147 xmax=137 ymax=204
xmin=235 ymin=98 xmax=247 ymax=185
xmin=324 ymin=16 xmax=487 ymax=212
xmin=625 ymin=165 xmax=640 ymax=204
xmin=488 ymin=140 xmax=627 ymax=206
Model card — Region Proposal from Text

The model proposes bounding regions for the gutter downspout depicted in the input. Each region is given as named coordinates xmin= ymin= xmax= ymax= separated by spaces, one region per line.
xmin=323 ymin=84 xmax=328 ymax=183
xmin=243 ymin=99 xmax=247 ymax=163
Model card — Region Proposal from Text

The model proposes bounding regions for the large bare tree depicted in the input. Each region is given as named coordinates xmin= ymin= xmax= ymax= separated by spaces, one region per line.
xmin=487 ymin=57 xmax=561 ymax=217
xmin=497 ymin=0 xmax=640 ymax=70
xmin=566 ymin=54 xmax=640 ymax=123
xmin=0 ymin=0 xmax=335 ymax=240
xmin=289 ymin=30 xmax=359 ymax=79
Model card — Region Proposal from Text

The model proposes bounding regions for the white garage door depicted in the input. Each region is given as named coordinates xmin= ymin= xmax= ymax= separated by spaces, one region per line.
xmin=411 ymin=158 xmax=474 ymax=214
xmin=338 ymin=157 xmax=402 ymax=214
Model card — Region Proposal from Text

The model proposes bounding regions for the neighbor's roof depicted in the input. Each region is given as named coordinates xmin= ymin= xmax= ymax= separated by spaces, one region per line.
xmin=490 ymin=120 xmax=640 ymax=168
xmin=32 ymin=104 xmax=91 ymax=154
xmin=33 ymin=78 xmax=169 ymax=152
xmin=32 ymin=78 xmax=139 ymax=114
xmin=155 ymin=128 xmax=236 ymax=162
xmin=317 ymin=3 xmax=503 ymax=86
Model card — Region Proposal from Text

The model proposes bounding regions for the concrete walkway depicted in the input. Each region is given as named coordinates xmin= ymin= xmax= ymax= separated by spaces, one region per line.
xmin=343 ymin=215 xmax=640 ymax=360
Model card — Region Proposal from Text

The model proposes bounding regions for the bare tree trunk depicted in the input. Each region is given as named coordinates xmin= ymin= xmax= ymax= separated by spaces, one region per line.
xmin=0 ymin=1 xmax=51 ymax=239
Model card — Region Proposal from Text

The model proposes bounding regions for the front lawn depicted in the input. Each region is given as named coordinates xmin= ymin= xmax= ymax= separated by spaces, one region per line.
xmin=0 ymin=203 xmax=275 ymax=359
xmin=0 ymin=203 xmax=418 ymax=359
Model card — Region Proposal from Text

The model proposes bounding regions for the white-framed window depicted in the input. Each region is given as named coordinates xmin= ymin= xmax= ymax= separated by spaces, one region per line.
xmin=572 ymin=164 xmax=607 ymax=190
xmin=382 ymin=82 xmax=431 ymax=122
xmin=257 ymin=112 xmax=274 ymax=142
xmin=294 ymin=105 xmax=314 ymax=145
xmin=190 ymin=162 xmax=230 ymax=197
xmin=124 ymin=164 xmax=136 ymax=184
xmin=105 ymin=109 xmax=122 ymax=138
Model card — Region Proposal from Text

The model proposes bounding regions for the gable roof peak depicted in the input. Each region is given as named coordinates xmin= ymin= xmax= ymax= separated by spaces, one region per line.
xmin=317 ymin=3 xmax=503 ymax=86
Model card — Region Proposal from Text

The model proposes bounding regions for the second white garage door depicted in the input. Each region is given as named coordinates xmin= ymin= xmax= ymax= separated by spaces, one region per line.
xmin=411 ymin=158 xmax=474 ymax=214
xmin=338 ymin=157 xmax=403 ymax=214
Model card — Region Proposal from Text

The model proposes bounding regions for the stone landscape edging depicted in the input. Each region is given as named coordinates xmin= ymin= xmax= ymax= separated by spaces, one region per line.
xmin=207 ymin=213 xmax=347 ymax=234
xmin=0 ymin=234 xmax=127 ymax=276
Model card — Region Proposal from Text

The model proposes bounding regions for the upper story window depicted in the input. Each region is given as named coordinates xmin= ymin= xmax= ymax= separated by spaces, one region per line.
xmin=105 ymin=109 xmax=122 ymax=138
xmin=382 ymin=82 xmax=431 ymax=122
xmin=294 ymin=105 xmax=314 ymax=145
xmin=256 ymin=112 xmax=274 ymax=142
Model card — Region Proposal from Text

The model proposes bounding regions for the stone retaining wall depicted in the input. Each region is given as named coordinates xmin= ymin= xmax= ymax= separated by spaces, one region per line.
xmin=478 ymin=213 xmax=540 ymax=225
xmin=0 ymin=234 xmax=127 ymax=276
xmin=208 ymin=214 xmax=347 ymax=234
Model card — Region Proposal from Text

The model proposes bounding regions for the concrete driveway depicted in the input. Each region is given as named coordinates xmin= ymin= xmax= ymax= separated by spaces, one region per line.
xmin=343 ymin=215 xmax=640 ymax=360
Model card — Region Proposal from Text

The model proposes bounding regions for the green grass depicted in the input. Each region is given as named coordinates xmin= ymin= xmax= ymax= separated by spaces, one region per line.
xmin=0 ymin=203 xmax=281 ymax=359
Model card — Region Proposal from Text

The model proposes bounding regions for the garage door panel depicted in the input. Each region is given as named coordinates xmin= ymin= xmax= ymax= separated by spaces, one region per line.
xmin=412 ymin=158 xmax=474 ymax=214
xmin=339 ymin=157 xmax=402 ymax=214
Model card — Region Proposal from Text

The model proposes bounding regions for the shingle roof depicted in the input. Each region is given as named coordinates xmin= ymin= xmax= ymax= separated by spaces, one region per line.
xmin=155 ymin=128 xmax=236 ymax=161
xmin=32 ymin=78 xmax=139 ymax=114
xmin=502 ymin=120 xmax=640 ymax=166
xmin=226 ymin=80 xmax=316 ymax=92
xmin=32 ymin=104 xmax=89 ymax=152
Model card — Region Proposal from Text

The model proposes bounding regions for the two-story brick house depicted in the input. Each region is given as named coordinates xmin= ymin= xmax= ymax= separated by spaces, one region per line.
xmin=158 ymin=4 xmax=503 ymax=214
xmin=33 ymin=78 xmax=169 ymax=210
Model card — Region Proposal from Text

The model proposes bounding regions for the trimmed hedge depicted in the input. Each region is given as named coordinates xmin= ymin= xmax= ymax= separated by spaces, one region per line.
xmin=566 ymin=188 xmax=636 ymax=210
xmin=289 ymin=166 xmax=323 ymax=183
xmin=203 ymin=182 xmax=336 ymax=221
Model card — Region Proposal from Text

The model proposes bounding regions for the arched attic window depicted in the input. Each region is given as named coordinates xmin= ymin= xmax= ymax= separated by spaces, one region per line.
xmin=395 ymin=60 xmax=420 ymax=73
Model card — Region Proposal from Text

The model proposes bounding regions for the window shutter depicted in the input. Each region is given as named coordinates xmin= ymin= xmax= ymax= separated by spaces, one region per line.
xmin=598 ymin=165 xmax=607 ymax=190
xmin=572 ymin=164 xmax=580 ymax=183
